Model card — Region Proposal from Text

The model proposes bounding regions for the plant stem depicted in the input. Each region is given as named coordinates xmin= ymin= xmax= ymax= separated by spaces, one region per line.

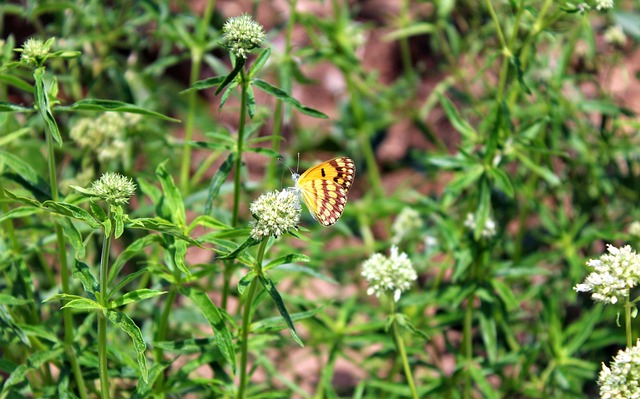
xmin=390 ymin=299 xmax=419 ymax=399
xmin=232 ymin=69 xmax=249 ymax=227
xmin=98 ymin=207 xmax=113 ymax=399
xmin=44 ymin=102 xmax=88 ymax=399
xmin=179 ymin=46 xmax=203 ymax=194
xmin=153 ymin=285 xmax=178 ymax=396
xmin=625 ymin=296 xmax=632 ymax=348
xmin=237 ymin=239 xmax=268 ymax=399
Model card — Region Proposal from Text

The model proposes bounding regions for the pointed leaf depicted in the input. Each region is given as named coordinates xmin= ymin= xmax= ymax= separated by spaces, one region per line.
xmin=156 ymin=161 xmax=185 ymax=228
xmin=107 ymin=310 xmax=149 ymax=382
xmin=34 ymin=67 xmax=62 ymax=145
xmin=215 ymin=58 xmax=245 ymax=95
xmin=73 ymin=259 xmax=99 ymax=298
xmin=219 ymin=236 xmax=260 ymax=260
xmin=0 ymin=101 xmax=33 ymax=112
xmin=61 ymin=298 xmax=102 ymax=311
xmin=1 ymin=347 xmax=64 ymax=393
xmin=257 ymin=274 xmax=303 ymax=346
xmin=263 ymin=254 xmax=310 ymax=272
xmin=57 ymin=99 xmax=180 ymax=122
xmin=179 ymin=287 xmax=236 ymax=370
xmin=237 ymin=271 xmax=256 ymax=296
xmin=182 ymin=75 xmax=225 ymax=93
xmin=42 ymin=200 xmax=100 ymax=228
xmin=109 ymin=289 xmax=167 ymax=309
xmin=204 ymin=152 xmax=235 ymax=216
xmin=247 ymin=47 xmax=271 ymax=79
xmin=252 ymin=79 xmax=328 ymax=119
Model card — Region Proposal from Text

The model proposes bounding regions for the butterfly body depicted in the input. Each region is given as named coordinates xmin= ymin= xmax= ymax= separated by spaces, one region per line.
xmin=292 ymin=157 xmax=355 ymax=226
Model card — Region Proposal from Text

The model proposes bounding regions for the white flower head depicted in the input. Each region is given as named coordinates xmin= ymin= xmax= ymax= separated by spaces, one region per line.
xmin=464 ymin=213 xmax=496 ymax=239
xmin=391 ymin=207 xmax=423 ymax=245
xmin=598 ymin=340 xmax=640 ymax=398
xmin=574 ymin=244 xmax=640 ymax=305
xmin=250 ymin=189 xmax=301 ymax=240
xmin=361 ymin=246 xmax=417 ymax=302
xmin=222 ymin=14 xmax=265 ymax=59
xmin=630 ymin=222 xmax=640 ymax=237
xmin=70 ymin=113 xmax=132 ymax=163
xmin=91 ymin=172 xmax=136 ymax=205
xmin=604 ymin=25 xmax=626 ymax=46
xmin=18 ymin=37 xmax=54 ymax=66
xmin=596 ymin=0 xmax=614 ymax=10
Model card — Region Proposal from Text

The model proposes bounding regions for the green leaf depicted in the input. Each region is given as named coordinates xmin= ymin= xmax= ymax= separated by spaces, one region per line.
xmin=219 ymin=236 xmax=261 ymax=260
xmin=237 ymin=271 xmax=256 ymax=296
xmin=188 ymin=215 xmax=231 ymax=234
xmin=246 ymin=147 xmax=281 ymax=158
xmin=113 ymin=204 xmax=124 ymax=238
xmin=109 ymin=234 xmax=162 ymax=285
xmin=252 ymin=79 xmax=328 ymax=119
xmin=248 ymin=47 xmax=271 ymax=79
xmin=0 ymin=305 xmax=30 ymax=347
xmin=246 ymin=84 xmax=256 ymax=118
xmin=173 ymin=239 xmax=190 ymax=276
xmin=0 ymin=101 xmax=33 ymax=112
xmin=61 ymin=218 xmax=86 ymax=258
xmin=467 ymin=362 xmax=500 ymax=399
xmin=252 ymin=306 xmax=326 ymax=334
xmin=182 ymin=76 xmax=226 ymax=93
xmin=204 ymin=152 xmax=235 ymax=216
xmin=474 ymin=178 xmax=491 ymax=241
xmin=0 ymin=74 xmax=33 ymax=93
xmin=215 ymin=58 xmax=245 ymax=95
xmin=0 ymin=294 xmax=32 ymax=306
xmin=72 ymin=259 xmax=99 ymax=298
xmin=42 ymin=200 xmax=101 ymax=228
xmin=257 ymin=274 xmax=304 ymax=347
xmin=107 ymin=310 xmax=148 ymax=382
xmin=89 ymin=200 xmax=107 ymax=223
xmin=219 ymin=81 xmax=239 ymax=110
xmin=437 ymin=93 xmax=477 ymax=139
xmin=61 ymin=298 xmax=102 ymax=311
xmin=33 ymin=67 xmax=62 ymax=146
xmin=57 ymin=99 xmax=180 ymax=122
xmin=109 ymin=268 xmax=150 ymax=300
xmin=0 ymin=127 xmax=31 ymax=147
xmin=487 ymin=167 xmax=514 ymax=198
xmin=156 ymin=161 xmax=185 ymax=228
xmin=109 ymin=289 xmax=167 ymax=309
xmin=0 ymin=206 xmax=42 ymax=224
xmin=479 ymin=310 xmax=497 ymax=363
xmin=510 ymin=54 xmax=531 ymax=95
xmin=263 ymin=254 xmax=310 ymax=272
xmin=153 ymin=337 xmax=218 ymax=353
xmin=1 ymin=347 xmax=64 ymax=393
xmin=0 ymin=150 xmax=49 ymax=193
xmin=125 ymin=217 xmax=198 ymax=245
xmin=179 ymin=287 xmax=236 ymax=370
xmin=270 ymin=263 xmax=338 ymax=284
xmin=383 ymin=22 xmax=436 ymax=41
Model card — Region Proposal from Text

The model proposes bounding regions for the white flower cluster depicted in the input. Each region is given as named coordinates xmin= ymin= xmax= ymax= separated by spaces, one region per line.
xmin=596 ymin=0 xmax=614 ymax=10
xmin=361 ymin=246 xmax=417 ymax=302
xmin=70 ymin=113 xmax=138 ymax=162
xmin=250 ymin=189 xmax=301 ymax=240
xmin=604 ymin=26 xmax=626 ymax=46
xmin=91 ymin=172 xmax=136 ymax=205
xmin=19 ymin=37 xmax=52 ymax=66
xmin=464 ymin=213 xmax=496 ymax=238
xmin=574 ymin=245 xmax=640 ymax=305
xmin=222 ymin=14 xmax=265 ymax=59
xmin=391 ymin=207 xmax=423 ymax=245
xmin=599 ymin=340 xmax=640 ymax=399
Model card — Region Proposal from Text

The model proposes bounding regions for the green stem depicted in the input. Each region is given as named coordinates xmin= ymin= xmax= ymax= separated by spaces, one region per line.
xmin=484 ymin=0 xmax=511 ymax=104
xmin=390 ymin=299 xmax=419 ymax=399
xmin=237 ymin=239 xmax=268 ymax=399
xmin=153 ymin=285 xmax=178 ymax=396
xmin=232 ymin=69 xmax=249 ymax=226
xmin=463 ymin=291 xmax=474 ymax=399
xmin=625 ymin=296 xmax=632 ymax=348
xmin=44 ymin=101 xmax=88 ymax=399
xmin=179 ymin=47 xmax=203 ymax=194
xmin=98 ymin=207 xmax=113 ymax=399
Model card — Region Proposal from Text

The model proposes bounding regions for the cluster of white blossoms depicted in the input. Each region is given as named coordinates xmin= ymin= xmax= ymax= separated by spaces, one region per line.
xmin=598 ymin=340 xmax=640 ymax=399
xmin=250 ymin=189 xmax=301 ymax=240
xmin=222 ymin=14 xmax=265 ymax=60
xmin=91 ymin=172 xmax=136 ymax=205
xmin=464 ymin=213 xmax=496 ymax=239
xmin=596 ymin=0 xmax=614 ymax=10
xmin=361 ymin=246 xmax=417 ymax=302
xmin=70 ymin=113 xmax=138 ymax=162
xmin=574 ymin=245 xmax=640 ymax=305
xmin=18 ymin=37 xmax=53 ymax=66
xmin=391 ymin=207 xmax=424 ymax=245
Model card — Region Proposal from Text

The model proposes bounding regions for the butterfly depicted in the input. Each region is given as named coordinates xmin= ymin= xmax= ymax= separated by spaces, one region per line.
xmin=291 ymin=157 xmax=356 ymax=226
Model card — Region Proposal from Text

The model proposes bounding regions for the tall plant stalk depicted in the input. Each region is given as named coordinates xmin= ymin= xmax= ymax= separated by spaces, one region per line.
xmin=97 ymin=208 xmax=113 ymax=399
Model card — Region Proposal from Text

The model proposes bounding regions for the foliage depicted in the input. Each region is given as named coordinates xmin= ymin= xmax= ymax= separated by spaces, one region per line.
xmin=1 ymin=1 xmax=639 ymax=398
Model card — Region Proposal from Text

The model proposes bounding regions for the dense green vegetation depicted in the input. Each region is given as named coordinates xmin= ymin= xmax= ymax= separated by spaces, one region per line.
xmin=1 ymin=1 xmax=640 ymax=398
